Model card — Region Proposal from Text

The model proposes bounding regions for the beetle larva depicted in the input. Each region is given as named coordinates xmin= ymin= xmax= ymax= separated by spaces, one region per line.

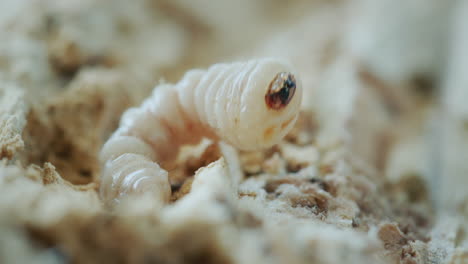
xmin=100 ymin=58 xmax=302 ymax=204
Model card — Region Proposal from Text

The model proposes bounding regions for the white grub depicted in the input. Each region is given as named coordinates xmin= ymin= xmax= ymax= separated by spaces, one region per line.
xmin=100 ymin=58 xmax=303 ymax=205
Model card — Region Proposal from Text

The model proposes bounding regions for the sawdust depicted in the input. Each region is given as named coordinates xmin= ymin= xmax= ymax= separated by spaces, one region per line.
xmin=0 ymin=0 xmax=467 ymax=264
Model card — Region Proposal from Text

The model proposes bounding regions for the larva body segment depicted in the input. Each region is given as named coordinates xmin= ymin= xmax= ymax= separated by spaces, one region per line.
xmin=175 ymin=69 xmax=205 ymax=124
xmin=223 ymin=61 xmax=255 ymax=145
xmin=216 ymin=62 xmax=249 ymax=143
xmin=100 ymin=153 xmax=170 ymax=203
xmin=100 ymin=58 xmax=302 ymax=205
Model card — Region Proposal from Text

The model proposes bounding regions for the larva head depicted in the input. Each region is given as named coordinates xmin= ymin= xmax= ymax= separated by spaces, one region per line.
xmin=265 ymin=72 xmax=297 ymax=110
xmin=231 ymin=58 xmax=302 ymax=150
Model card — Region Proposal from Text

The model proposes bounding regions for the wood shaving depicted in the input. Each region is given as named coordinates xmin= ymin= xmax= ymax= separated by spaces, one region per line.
xmin=0 ymin=0 xmax=467 ymax=263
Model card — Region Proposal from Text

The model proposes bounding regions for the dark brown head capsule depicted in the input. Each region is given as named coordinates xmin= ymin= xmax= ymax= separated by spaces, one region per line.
xmin=265 ymin=72 xmax=297 ymax=110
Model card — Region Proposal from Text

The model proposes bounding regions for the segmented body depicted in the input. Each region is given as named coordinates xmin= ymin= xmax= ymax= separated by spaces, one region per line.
xmin=100 ymin=58 xmax=302 ymax=204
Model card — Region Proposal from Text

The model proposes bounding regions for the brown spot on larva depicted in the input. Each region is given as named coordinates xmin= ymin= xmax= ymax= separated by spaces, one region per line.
xmin=280 ymin=116 xmax=295 ymax=129
xmin=263 ymin=126 xmax=275 ymax=141
xmin=265 ymin=72 xmax=296 ymax=110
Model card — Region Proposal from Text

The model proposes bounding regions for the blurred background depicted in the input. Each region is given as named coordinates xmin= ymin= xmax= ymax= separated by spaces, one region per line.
xmin=0 ymin=0 xmax=467 ymax=263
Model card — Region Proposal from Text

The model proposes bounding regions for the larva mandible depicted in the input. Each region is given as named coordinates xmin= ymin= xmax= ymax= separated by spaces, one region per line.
xmin=99 ymin=58 xmax=303 ymax=204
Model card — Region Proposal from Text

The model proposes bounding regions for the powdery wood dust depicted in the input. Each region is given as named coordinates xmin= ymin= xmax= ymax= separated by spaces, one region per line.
xmin=0 ymin=0 xmax=467 ymax=264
